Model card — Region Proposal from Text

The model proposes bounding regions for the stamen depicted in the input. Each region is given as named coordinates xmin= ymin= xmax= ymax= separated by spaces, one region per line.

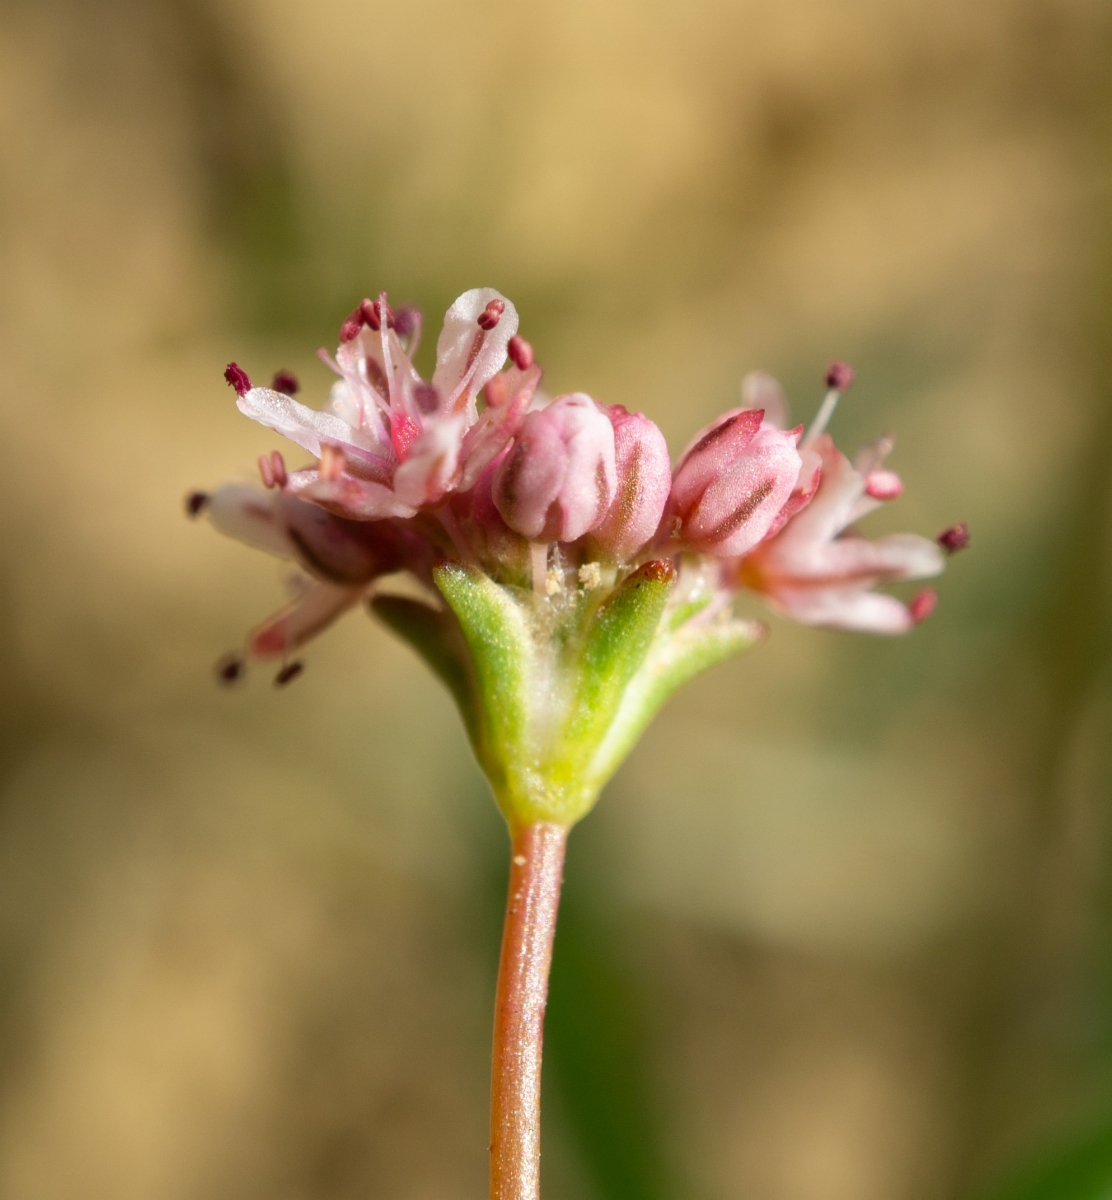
xmin=224 ymin=362 xmax=251 ymax=397
xmin=319 ymin=444 xmax=347 ymax=481
xmin=908 ymin=588 xmax=938 ymax=624
xmin=937 ymin=521 xmax=970 ymax=554
xmin=545 ymin=567 xmax=564 ymax=597
xmin=802 ymin=362 xmax=855 ymax=450
xmin=825 ymin=361 xmax=855 ymax=391
xmin=184 ymin=490 xmax=209 ymax=517
xmin=478 ymin=299 xmax=505 ymax=330
xmin=259 ymin=451 xmax=288 ymax=489
xmin=340 ymin=305 xmax=365 ymax=343
xmin=507 ymin=335 xmax=534 ymax=370
xmin=361 ymin=297 xmax=394 ymax=331
xmin=271 ymin=369 xmax=299 ymax=395
xmin=392 ymin=306 xmax=419 ymax=338
xmin=274 ymin=661 xmax=304 ymax=687
xmin=864 ymin=469 xmax=903 ymax=500
xmin=531 ymin=543 xmax=549 ymax=597
xmin=215 ymin=653 xmax=245 ymax=685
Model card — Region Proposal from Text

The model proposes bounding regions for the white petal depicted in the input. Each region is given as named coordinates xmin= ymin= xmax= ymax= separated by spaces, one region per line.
xmin=432 ymin=288 xmax=519 ymax=409
xmin=206 ymin=483 xmax=294 ymax=559
xmin=237 ymin=387 xmax=391 ymax=474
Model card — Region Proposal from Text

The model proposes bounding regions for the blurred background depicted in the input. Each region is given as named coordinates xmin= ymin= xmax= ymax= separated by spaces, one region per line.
xmin=1 ymin=0 xmax=1111 ymax=1197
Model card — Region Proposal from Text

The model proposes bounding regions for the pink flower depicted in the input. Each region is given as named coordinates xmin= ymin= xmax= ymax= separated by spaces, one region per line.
xmin=229 ymin=288 xmax=524 ymax=520
xmin=668 ymin=407 xmax=803 ymax=557
xmin=738 ymin=433 xmax=944 ymax=633
xmin=592 ymin=406 xmax=672 ymax=560
xmin=492 ymin=393 xmax=617 ymax=543
xmin=195 ymin=483 xmax=433 ymax=671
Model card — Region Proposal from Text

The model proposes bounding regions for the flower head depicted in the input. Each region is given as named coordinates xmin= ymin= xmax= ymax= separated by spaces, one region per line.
xmin=737 ymin=424 xmax=945 ymax=634
xmin=191 ymin=292 xmax=962 ymax=821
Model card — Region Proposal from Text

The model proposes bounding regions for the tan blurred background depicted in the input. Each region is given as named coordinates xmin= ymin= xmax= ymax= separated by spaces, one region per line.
xmin=1 ymin=0 xmax=1111 ymax=1197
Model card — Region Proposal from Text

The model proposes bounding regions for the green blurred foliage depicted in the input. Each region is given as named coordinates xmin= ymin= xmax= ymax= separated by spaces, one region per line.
xmin=0 ymin=0 xmax=1111 ymax=1197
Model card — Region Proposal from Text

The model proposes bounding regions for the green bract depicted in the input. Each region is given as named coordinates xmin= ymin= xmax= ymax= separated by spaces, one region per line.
xmin=371 ymin=560 xmax=762 ymax=830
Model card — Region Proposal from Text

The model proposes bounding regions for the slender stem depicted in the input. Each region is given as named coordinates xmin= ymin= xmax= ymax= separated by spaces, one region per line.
xmin=490 ymin=821 xmax=568 ymax=1200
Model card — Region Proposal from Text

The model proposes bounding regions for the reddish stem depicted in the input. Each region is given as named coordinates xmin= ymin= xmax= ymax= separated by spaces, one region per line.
xmin=490 ymin=821 xmax=568 ymax=1200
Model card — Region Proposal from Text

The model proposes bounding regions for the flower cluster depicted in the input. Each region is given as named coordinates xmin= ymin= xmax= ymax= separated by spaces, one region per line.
xmin=191 ymin=288 xmax=961 ymax=681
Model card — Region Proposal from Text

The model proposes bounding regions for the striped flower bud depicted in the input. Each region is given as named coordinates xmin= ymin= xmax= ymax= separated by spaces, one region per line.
xmin=593 ymin=406 xmax=672 ymax=560
xmin=669 ymin=408 xmax=802 ymax=558
xmin=493 ymin=393 xmax=617 ymax=543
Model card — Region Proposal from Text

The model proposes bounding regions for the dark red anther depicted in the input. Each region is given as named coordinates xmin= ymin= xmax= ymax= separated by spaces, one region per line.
xmin=361 ymin=297 xmax=394 ymax=331
xmin=274 ymin=661 xmax=304 ymax=687
xmin=271 ymin=369 xmax=299 ymax=395
xmin=937 ymin=521 xmax=970 ymax=554
xmin=478 ymin=299 xmax=505 ymax=330
xmin=413 ymin=382 xmax=440 ymax=414
xmin=825 ymin=361 xmax=854 ymax=391
xmin=392 ymin=305 xmax=419 ymax=338
xmin=216 ymin=654 xmax=245 ymax=685
xmin=340 ymin=305 xmax=366 ymax=343
xmin=507 ymin=335 xmax=534 ymax=370
xmin=908 ymin=588 xmax=938 ymax=624
xmin=185 ymin=490 xmax=209 ymax=517
xmin=224 ymin=362 xmax=251 ymax=397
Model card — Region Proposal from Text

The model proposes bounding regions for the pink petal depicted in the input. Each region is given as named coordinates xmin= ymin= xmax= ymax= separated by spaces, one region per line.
xmin=670 ymin=408 xmax=764 ymax=517
xmin=770 ymin=585 xmax=916 ymax=634
xmin=742 ymin=371 xmax=789 ymax=430
xmin=248 ymin=581 xmax=367 ymax=659
xmin=286 ymin=468 xmax=417 ymax=521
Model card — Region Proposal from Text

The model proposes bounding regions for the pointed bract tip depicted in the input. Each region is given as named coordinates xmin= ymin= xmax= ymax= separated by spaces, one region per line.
xmin=216 ymin=654 xmax=245 ymax=685
xmin=507 ymin=334 xmax=534 ymax=369
xmin=271 ymin=369 xmax=299 ymax=395
xmin=908 ymin=588 xmax=938 ymax=625
xmin=937 ymin=521 xmax=970 ymax=554
xmin=185 ymin=490 xmax=209 ymax=518
xmin=274 ymin=661 xmax=304 ymax=687
xmin=631 ymin=559 xmax=677 ymax=586
xmin=825 ymin=361 xmax=854 ymax=391
xmin=224 ymin=362 xmax=251 ymax=397
xmin=478 ymin=299 xmax=506 ymax=330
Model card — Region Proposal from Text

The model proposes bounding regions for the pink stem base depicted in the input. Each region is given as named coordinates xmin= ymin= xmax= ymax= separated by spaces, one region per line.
xmin=490 ymin=821 xmax=568 ymax=1200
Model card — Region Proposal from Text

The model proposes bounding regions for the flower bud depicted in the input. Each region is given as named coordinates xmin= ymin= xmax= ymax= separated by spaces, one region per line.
xmin=593 ymin=406 xmax=672 ymax=560
xmin=670 ymin=407 xmax=802 ymax=557
xmin=493 ymin=393 xmax=617 ymax=543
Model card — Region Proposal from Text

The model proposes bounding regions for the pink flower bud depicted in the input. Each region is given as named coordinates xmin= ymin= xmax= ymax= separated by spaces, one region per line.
xmin=593 ymin=406 xmax=672 ymax=560
xmin=670 ymin=408 xmax=802 ymax=557
xmin=493 ymin=393 xmax=617 ymax=543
